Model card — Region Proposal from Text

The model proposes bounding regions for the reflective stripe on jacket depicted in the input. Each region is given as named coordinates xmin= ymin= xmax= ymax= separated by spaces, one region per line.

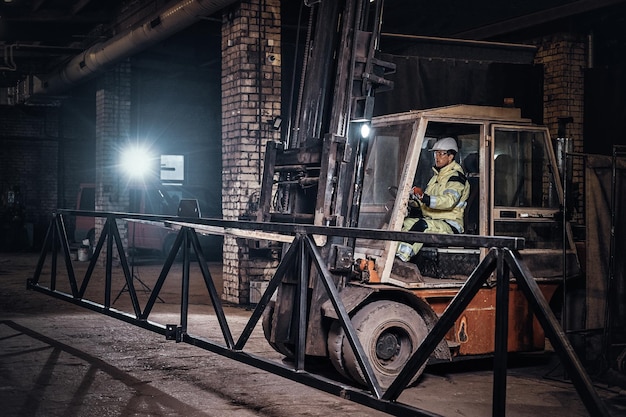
xmin=420 ymin=160 xmax=470 ymax=232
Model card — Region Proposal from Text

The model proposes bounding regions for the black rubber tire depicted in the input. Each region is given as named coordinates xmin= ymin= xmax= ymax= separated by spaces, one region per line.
xmin=262 ymin=300 xmax=280 ymax=352
xmin=261 ymin=300 xmax=295 ymax=359
xmin=336 ymin=300 xmax=429 ymax=389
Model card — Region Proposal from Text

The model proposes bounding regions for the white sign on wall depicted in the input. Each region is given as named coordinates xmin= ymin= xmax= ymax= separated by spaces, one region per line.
xmin=160 ymin=155 xmax=185 ymax=183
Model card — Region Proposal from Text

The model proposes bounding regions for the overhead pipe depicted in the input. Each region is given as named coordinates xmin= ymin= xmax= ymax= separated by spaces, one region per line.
xmin=34 ymin=0 xmax=239 ymax=96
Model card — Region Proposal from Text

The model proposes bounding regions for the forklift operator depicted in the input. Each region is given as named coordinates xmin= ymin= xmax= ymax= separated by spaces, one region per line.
xmin=396 ymin=137 xmax=471 ymax=262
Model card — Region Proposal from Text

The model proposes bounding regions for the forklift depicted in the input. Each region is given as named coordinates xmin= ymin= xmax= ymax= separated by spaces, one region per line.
xmin=258 ymin=0 xmax=579 ymax=388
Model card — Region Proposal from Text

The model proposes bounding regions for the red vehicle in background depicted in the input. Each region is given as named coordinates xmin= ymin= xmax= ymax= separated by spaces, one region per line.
xmin=74 ymin=183 xmax=221 ymax=259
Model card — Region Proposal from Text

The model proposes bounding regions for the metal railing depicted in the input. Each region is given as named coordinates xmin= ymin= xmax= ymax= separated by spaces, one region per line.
xmin=27 ymin=209 xmax=610 ymax=417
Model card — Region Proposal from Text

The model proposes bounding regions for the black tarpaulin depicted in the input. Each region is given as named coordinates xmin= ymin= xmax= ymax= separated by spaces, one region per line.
xmin=374 ymin=54 xmax=543 ymax=123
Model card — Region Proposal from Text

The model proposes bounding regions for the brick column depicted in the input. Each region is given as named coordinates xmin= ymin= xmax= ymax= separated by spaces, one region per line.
xmin=95 ymin=61 xmax=132 ymax=253
xmin=221 ymin=0 xmax=281 ymax=304
xmin=534 ymin=33 xmax=586 ymax=220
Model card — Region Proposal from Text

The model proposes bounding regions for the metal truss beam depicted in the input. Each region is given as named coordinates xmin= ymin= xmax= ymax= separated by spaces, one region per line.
xmin=27 ymin=210 xmax=609 ymax=417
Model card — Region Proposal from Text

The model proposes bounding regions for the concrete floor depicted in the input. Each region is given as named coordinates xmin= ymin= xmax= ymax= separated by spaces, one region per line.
xmin=0 ymin=252 xmax=624 ymax=417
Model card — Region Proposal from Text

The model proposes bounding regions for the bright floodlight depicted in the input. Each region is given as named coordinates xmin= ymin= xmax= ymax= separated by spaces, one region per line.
xmin=121 ymin=145 xmax=152 ymax=178
xmin=360 ymin=123 xmax=371 ymax=139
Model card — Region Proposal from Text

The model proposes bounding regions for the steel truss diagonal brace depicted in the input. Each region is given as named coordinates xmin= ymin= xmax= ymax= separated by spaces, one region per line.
xmin=384 ymin=249 xmax=499 ymax=400
xmin=505 ymin=249 xmax=611 ymax=417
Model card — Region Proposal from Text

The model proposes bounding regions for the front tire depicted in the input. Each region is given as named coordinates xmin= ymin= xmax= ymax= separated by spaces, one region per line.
xmin=328 ymin=320 xmax=351 ymax=379
xmin=262 ymin=300 xmax=295 ymax=358
xmin=328 ymin=300 xmax=428 ymax=389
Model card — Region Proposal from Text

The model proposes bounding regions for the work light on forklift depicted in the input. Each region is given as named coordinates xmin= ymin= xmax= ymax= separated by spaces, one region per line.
xmin=121 ymin=145 xmax=153 ymax=178
xmin=359 ymin=122 xmax=371 ymax=139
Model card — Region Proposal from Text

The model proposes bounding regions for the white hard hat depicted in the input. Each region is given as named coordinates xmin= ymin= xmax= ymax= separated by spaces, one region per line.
xmin=431 ymin=137 xmax=458 ymax=153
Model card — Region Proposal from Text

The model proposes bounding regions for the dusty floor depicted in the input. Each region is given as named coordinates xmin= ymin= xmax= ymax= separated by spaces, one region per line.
xmin=0 ymin=251 xmax=624 ymax=417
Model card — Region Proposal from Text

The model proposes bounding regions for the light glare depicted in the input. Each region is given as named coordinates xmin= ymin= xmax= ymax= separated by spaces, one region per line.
xmin=122 ymin=146 xmax=152 ymax=178
xmin=360 ymin=123 xmax=371 ymax=138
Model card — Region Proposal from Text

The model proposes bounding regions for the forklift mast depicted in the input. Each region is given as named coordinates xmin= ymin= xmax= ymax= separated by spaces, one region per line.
xmin=257 ymin=0 xmax=394 ymax=228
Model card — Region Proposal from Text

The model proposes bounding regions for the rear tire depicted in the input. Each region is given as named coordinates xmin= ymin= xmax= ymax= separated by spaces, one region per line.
xmin=329 ymin=300 xmax=428 ymax=389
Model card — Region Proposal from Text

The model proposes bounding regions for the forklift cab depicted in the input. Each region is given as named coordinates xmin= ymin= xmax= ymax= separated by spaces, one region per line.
xmin=355 ymin=105 xmax=580 ymax=284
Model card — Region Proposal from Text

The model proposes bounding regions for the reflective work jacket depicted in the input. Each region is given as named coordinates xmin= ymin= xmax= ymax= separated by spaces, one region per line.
xmin=420 ymin=160 xmax=470 ymax=233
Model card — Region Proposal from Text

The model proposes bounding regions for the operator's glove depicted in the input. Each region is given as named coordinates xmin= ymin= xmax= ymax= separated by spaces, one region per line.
xmin=409 ymin=186 xmax=430 ymax=207
xmin=408 ymin=186 xmax=422 ymax=208
xmin=409 ymin=186 xmax=423 ymax=201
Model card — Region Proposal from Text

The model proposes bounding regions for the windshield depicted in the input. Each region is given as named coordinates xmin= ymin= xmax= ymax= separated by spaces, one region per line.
xmin=358 ymin=120 xmax=482 ymax=232
xmin=357 ymin=122 xmax=413 ymax=229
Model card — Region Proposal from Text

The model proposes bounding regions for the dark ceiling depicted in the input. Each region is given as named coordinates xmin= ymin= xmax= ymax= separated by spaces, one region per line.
xmin=0 ymin=0 xmax=129 ymax=87
xmin=0 ymin=0 xmax=625 ymax=90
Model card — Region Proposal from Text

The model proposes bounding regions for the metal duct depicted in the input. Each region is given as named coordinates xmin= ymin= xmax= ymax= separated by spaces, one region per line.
xmin=35 ymin=0 xmax=238 ymax=96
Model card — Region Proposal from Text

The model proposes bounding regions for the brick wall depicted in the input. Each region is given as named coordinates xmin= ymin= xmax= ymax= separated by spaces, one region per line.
xmin=221 ymin=0 xmax=281 ymax=304
xmin=58 ymin=93 xmax=97 ymax=212
xmin=0 ymin=137 xmax=58 ymax=241
xmin=0 ymin=105 xmax=61 ymax=249
xmin=0 ymin=93 xmax=97 ymax=250
xmin=95 ymin=62 xmax=132 ymax=251
xmin=534 ymin=33 xmax=586 ymax=221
